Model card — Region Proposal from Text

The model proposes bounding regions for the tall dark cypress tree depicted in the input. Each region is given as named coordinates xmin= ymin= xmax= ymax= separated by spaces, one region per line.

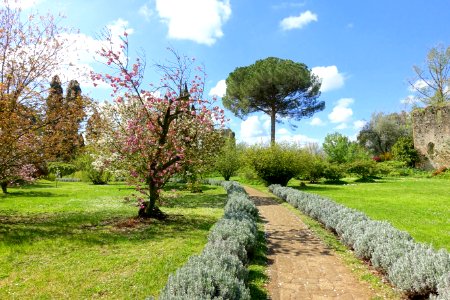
xmin=44 ymin=75 xmax=65 ymax=160
xmin=44 ymin=77 xmax=86 ymax=162
xmin=63 ymin=80 xmax=85 ymax=161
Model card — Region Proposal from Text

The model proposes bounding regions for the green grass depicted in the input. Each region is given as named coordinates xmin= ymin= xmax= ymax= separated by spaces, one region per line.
xmin=247 ymin=221 xmax=268 ymax=300
xmin=0 ymin=180 xmax=227 ymax=299
xmin=288 ymin=177 xmax=450 ymax=251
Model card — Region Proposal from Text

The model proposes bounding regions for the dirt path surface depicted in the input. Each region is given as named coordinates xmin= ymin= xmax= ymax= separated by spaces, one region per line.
xmin=244 ymin=186 xmax=375 ymax=300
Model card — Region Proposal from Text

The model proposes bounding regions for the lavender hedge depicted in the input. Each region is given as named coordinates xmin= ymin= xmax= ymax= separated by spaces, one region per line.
xmin=269 ymin=184 xmax=450 ymax=299
xmin=158 ymin=181 xmax=258 ymax=300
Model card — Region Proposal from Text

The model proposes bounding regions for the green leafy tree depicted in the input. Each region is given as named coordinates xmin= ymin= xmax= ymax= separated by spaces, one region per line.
xmin=223 ymin=57 xmax=324 ymax=144
xmin=323 ymin=163 xmax=345 ymax=182
xmin=409 ymin=44 xmax=450 ymax=106
xmin=391 ymin=137 xmax=419 ymax=167
xmin=357 ymin=112 xmax=411 ymax=156
xmin=347 ymin=159 xmax=379 ymax=181
xmin=323 ymin=132 xmax=350 ymax=164
xmin=302 ymin=157 xmax=326 ymax=183
xmin=246 ymin=143 xmax=309 ymax=186
xmin=323 ymin=132 xmax=369 ymax=164
xmin=215 ymin=135 xmax=241 ymax=181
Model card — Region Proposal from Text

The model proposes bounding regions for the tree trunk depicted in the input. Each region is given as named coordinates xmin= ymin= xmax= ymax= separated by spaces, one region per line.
xmin=270 ymin=109 xmax=276 ymax=145
xmin=138 ymin=180 xmax=167 ymax=219
xmin=1 ymin=181 xmax=8 ymax=194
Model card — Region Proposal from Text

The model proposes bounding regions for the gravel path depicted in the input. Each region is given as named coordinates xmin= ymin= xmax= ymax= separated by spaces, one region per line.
xmin=244 ymin=186 xmax=375 ymax=300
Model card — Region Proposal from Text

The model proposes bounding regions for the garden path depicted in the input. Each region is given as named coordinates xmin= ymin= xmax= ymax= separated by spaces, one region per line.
xmin=244 ymin=186 xmax=375 ymax=300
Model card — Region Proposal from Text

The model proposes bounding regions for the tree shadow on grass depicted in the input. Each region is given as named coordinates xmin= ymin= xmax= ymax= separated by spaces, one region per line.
xmin=163 ymin=183 xmax=218 ymax=193
xmin=0 ymin=211 xmax=219 ymax=246
xmin=290 ymin=184 xmax=342 ymax=192
xmin=162 ymin=193 xmax=227 ymax=209
xmin=0 ymin=190 xmax=63 ymax=199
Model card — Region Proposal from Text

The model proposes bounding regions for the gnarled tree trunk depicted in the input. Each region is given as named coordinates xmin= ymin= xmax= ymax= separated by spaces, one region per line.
xmin=138 ymin=179 xmax=166 ymax=219
xmin=1 ymin=181 xmax=8 ymax=194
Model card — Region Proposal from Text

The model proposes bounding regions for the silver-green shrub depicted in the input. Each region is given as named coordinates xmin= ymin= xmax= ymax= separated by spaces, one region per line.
xmin=370 ymin=237 xmax=415 ymax=272
xmin=221 ymin=180 xmax=246 ymax=196
xmin=159 ymin=181 xmax=256 ymax=300
xmin=352 ymin=221 xmax=412 ymax=260
xmin=208 ymin=217 xmax=257 ymax=254
xmin=387 ymin=244 xmax=450 ymax=297
xmin=267 ymin=184 xmax=450 ymax=299
xmin=224 ymin=194 xmax=258 ymax=219
xmin=431 ymin=272 xmax=450 ymax=300
xmin=159 ymin=254 xmax=250 ymax=300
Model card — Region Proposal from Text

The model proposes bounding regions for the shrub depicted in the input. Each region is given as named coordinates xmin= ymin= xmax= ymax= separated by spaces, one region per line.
xmin=388 ymin=245 xmax=450 ymax=297
xmin=323 ymin=163 xmax=345 ymax=182
xmin=352 ymin=221 xmax=412 ymax=261
xmin=377 ymin=160 xmax=411 ymax=177
xmin=245 ymin=143 xmax=309 ymax=186
xmin=224 ymin=194 xmax=259 ymax=220
xmin=75 ymin=153 xmax=111 ymax=185
xmin=391 ymin=136 xmax=419 ymax=167
xmin=371 ymin=238 xmax=415 ymax=271
xmin=159 ymin=254 xmax=250 ymax=300
xmin=215 ymin=138 xmax=242 ymax=181
xmin=302 ymin=158 xmax=326 ymax=183
xmin=208 ymin=217 xmax=257 ymax=256
xmin=346 ymin=159 xmax=379 ymax=181
xmin=268 ymin=184 xmax=450 ymax=298
xmin=158 ymin=180 xmax=257 ymax=300
xmin=47 ymin=162 xmax=77 ymax=177
xmin=432 ymin=272 xmax=450 ymax=300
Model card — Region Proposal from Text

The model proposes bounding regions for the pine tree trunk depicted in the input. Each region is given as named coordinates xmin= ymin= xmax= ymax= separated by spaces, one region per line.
xmin=270 ymin=109 xmax=276 ymax=145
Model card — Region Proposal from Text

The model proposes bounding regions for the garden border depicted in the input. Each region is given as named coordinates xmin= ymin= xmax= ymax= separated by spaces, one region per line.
xmin=156 ymin=180 xmax=258 ymax=300
xmin=269 ymin=184 xmax=450 ymax=299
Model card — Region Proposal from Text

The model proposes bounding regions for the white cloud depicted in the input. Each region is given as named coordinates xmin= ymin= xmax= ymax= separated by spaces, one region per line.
xmin=209 ymin=79 xmax=226 ymax=97
xmin=401 ymin=95 xmax=420 ymax=105
xmin=335 ymin=123 xmax=348 ymax=130
xmin=107 ymin=18 xmax=134 ymax=40
xmin=310 ymin=117 xmax=325 ymax=126
xmin=277 ymin=133 xmax=318 ymax=145
xmin=54 ymin=19 xmax=133 ymax=89
xmin=408 ymin=79 xmax=428 ymax=92
xmin=280 ymin=10 xmax=318 ymax=31
xmin=238 ymin=115 xmax=318 ymax=145
xmin=311 ymin=65 xmax=345 ymax=92
xmin=139 ymin=4 xmax=153 ymax=21
xmin=277 ymin=128 xmax=290 ymax=135
xmin=155 ymin=0 xmax=231 ymax=45
xmin=240 ymin=115 xmax=269 ymax=141
xmin=328 ymin=98 xmax=354 ymax=123
xmin=353 ymin=120 xmax=367 ymax=130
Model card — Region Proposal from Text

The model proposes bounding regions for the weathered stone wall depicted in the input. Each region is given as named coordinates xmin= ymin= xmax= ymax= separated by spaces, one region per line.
xmin=412 ymin=105 xmax=450 ymax=170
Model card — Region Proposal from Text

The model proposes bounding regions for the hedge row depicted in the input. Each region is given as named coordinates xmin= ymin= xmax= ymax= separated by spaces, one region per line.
xmin=268 ymin=184 xmax=450 ymax=299
xmin=157 ymin=180 xmax=258 ymax=300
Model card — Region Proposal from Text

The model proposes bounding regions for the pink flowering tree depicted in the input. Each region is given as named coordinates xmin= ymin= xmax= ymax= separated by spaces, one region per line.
xmin=91 ymin=32 xmax=225 ymax=218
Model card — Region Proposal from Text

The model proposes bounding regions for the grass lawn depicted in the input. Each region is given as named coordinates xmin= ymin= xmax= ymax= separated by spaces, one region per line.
xmin=0 ymin=180 xmax=227 ymax=299
xmin=288 ymin=177 xmax=450 ymax=251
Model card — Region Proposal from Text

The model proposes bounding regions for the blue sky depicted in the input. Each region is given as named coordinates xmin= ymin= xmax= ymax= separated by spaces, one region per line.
xmin=18 ymin=0 xmax=450 ymax=145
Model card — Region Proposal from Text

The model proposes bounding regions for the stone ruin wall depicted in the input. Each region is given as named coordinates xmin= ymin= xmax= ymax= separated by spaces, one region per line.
xmin=412 ymin=105 xmax=450 ymax=170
